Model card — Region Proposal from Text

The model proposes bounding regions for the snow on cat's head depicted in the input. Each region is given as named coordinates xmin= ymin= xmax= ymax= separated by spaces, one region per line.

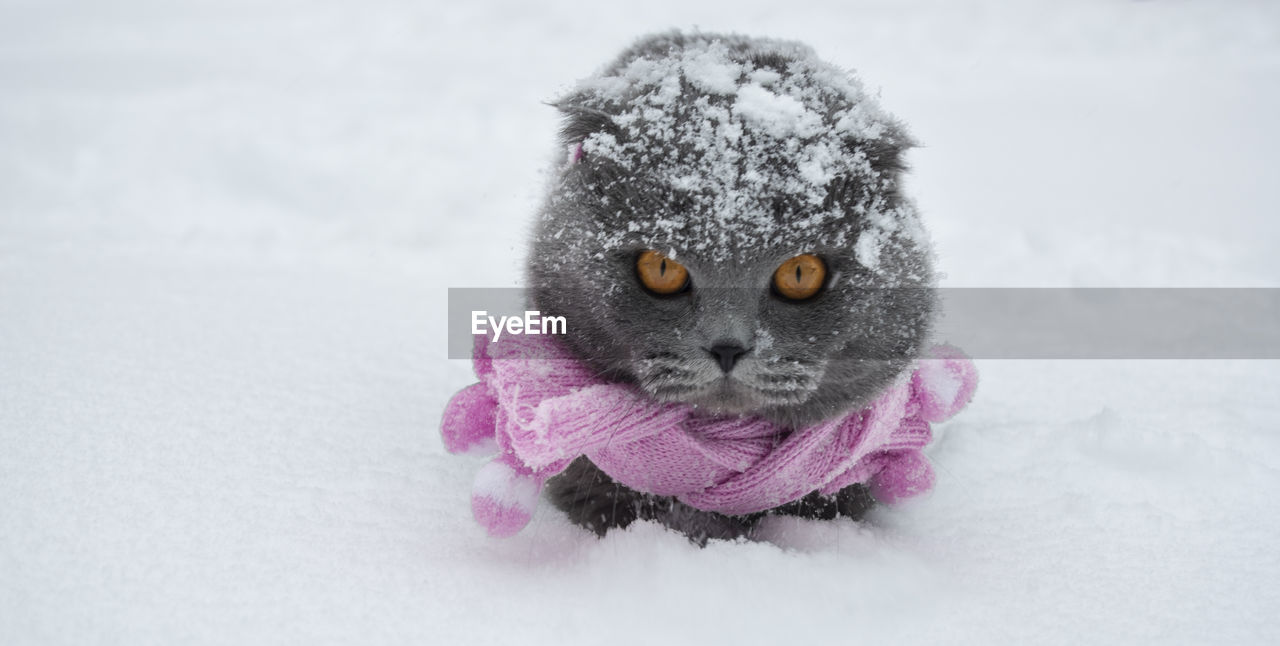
xmin=528 ymin=31 xmax=937 ymax=428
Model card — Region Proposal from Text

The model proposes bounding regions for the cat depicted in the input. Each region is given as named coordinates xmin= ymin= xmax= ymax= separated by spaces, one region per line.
xmin=524 ymin=31 xmax=936 ymax=543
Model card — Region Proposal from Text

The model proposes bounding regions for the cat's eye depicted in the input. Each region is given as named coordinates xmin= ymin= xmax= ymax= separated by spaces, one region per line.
xmin=773 ymin=254 xmax=826 ymax=301
xmin=636 ymin=250 xmax=690 ymax=295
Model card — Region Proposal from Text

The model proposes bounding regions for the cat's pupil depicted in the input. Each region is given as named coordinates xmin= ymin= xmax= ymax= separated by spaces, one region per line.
xmin=795 ymin=265 xmax=802 ymax=283
xmin=660 ymin=259 xmax=667 ymax=276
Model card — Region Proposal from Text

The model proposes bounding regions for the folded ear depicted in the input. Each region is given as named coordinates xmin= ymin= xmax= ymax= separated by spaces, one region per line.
xmin=844 ymin=122 xmax=915 ymax=177
xmin=551 ymin=97 xmax=621 ymax=148
xmin=824 ymin=127 xmax=915 ymax=208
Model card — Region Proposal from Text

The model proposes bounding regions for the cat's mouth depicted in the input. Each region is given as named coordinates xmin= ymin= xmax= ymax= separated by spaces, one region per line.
xmin=633 ymin=352 xmax=825 ymax=415
xmin=644 ymin=373 xmax=818 ymax=416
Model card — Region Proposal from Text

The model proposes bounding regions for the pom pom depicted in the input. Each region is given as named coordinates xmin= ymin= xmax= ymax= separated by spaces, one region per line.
xmin=867 ymin=451 xmax=934 ymax=504
xmin=440 ymin=383 xmax=499 ymax=455
xmin=914 ymin=344 xmax=978 ymax=423
xmin=470 ymin=460 xmax=541 ymax=537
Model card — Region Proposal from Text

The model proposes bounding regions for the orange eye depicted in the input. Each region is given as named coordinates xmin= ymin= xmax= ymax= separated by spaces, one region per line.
xmin=773 ymin=254 xmax=826 ymax=300
xmin=636 ymin=250 xmax=690 ymax=295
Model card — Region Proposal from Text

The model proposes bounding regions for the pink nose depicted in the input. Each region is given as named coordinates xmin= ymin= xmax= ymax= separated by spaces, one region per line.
xmin=572 ymin=142 xmax=584 ymax=163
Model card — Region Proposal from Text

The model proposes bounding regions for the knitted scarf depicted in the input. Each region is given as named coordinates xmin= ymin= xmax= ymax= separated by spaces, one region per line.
xmin=441 ymin=333 xmax=977 ymax=537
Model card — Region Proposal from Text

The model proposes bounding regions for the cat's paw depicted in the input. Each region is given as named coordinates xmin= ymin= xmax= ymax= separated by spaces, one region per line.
xmin=543 ymin=457 xmax=641 ymax=536
xmin=645 ymin=501 xmax=756 ymax=546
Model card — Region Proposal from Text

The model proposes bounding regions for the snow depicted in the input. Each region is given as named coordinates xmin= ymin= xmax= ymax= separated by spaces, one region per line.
xmin=733 ymin=83 xmax=823 ymax=139
xmin=855 ymin=229 xmax=883 ymax=272
xmin=472 ymin=462 xmax=539 ymax=510
xmin=682 ymin=44 xmax=744 ymax=95
xmin=2 ymin=0 xmax=1279 ymax=644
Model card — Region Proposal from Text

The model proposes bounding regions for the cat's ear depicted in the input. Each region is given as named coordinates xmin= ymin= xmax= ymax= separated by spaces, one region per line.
xmin=845 ymin=122 xmax=915 ymax=176
xmin=549 ymin=96 xmax=620 ymax=148
xmin=827 ymin=125 xmax=915 ymax=207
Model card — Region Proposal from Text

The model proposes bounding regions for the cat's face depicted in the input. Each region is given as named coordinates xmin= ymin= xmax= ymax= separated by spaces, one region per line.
xmin=526 ymin=34 xmax=936 ymax=428
xmin=528 ymin=197 xmax=934 ymax=428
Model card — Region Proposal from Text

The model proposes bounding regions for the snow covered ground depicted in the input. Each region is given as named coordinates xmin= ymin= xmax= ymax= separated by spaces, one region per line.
xmin=3 ymin=0 xmax=1278 ymax=643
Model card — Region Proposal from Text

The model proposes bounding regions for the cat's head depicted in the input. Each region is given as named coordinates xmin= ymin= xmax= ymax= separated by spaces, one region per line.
xmin=527 ymin=32 xmax=936 ymax=428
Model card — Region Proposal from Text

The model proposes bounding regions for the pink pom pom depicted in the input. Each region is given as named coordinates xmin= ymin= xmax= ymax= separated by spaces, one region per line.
xmin=868 ymin=451 xmax=935 ymax=504
xmin=441 ymin=383 xmax=498 ymax=455
xmin=914 ymin=344 xmax=978 ymax=423
xmin=470 ymin=460 xmax=541 ymax=537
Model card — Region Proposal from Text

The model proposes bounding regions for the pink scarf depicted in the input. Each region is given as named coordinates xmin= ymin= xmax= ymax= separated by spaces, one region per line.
xmin=441 ymin=334 xmax=977 ymax=537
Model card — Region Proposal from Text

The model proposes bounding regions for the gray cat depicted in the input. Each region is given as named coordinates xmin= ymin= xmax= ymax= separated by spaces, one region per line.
xmin=525 ymin=31 xmax=936 ymax=543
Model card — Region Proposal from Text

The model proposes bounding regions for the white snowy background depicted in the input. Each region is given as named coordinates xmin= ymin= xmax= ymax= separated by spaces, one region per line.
xmin=3 ymin=0 xmax=1278 ymax=643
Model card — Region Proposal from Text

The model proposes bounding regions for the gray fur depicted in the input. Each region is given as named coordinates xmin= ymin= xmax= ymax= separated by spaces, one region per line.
xmin=525 ymin=31 xmax=937 ymax=541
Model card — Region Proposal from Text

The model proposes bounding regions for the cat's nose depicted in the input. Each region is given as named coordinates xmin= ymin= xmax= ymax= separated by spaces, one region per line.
xmin=706 ymin=342 xmax=749 ymax=373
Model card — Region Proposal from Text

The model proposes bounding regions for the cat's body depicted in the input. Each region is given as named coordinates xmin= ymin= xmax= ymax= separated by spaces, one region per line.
xmin=526 ymin=32 xmax=936 ymax=542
